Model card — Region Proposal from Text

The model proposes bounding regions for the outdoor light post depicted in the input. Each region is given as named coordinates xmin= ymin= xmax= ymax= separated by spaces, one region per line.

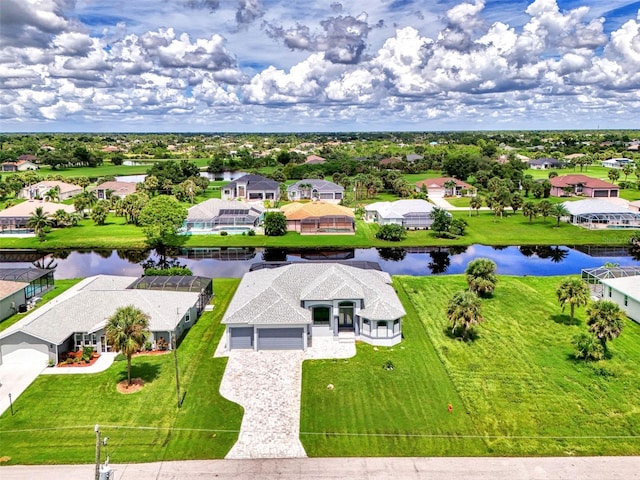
xmin=8 ymin=393 xmax=13 ymax=415
xmin=171 ymin=330 xmax=181 ymax=408
xmin=94 ymin=424 xmax=101 ymax=480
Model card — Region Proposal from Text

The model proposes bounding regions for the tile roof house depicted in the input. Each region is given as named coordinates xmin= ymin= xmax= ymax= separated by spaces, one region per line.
xmin=286 ymin=179 xmax=344 ymax=203
xmin=304 ymin=155 xmax=326 ymax=164
xmin=182 ymin=199 xmax=264 ymax=235
xmin=221 ymin=263 xmax=405 ymax=351
xmin=364 ymin=199 xmax=438 ymax=229
xmin=1 ymin=160 xmax=38 ymax=172
xmin=221 ymin=174 xmax=279 ymax=202
xmin=20 ymin=180 xmax=83 ymax=201
xmin=550 ymin=175 xmax=619 ymax=198
xmin=90 ymin=181 xmax=137 ymax=200
xmin=0 ymin=201 xmax=75 ymax=233
xmin=280 ymin=202 xmax=355 ymax=234
xmin=415 ymin=177 xmax=476 ymax=198
xmin=0 ymin=275 xmax=210 ymax=366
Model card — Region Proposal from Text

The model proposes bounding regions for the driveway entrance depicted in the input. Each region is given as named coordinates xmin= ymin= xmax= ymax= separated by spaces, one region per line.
xmin=0 ymin=350 xmax=48 ymax=416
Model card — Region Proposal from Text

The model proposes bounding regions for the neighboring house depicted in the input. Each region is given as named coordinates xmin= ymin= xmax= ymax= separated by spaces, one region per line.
xmin=406 ymin=154 xmax=423 ymax=163
xmin=598 ymin=276 xmax=640 ymax=322
xmin=305 ymin=155 xmax=326 ymax=164
xmin=528 ymin=158 xmax=565 ymax=170
xmin=562 ymin=199 xmax=640 ymax=228
xmin=90 ymin=181 xmax=137 ymax=200
xmin=221 ymin=174 xmax=279 ymax=201
xmin=365 ymin=199 xmax=437 ymax=229
xmin=0 ymin=201 xmax=75 ymax=233
xmin=287 ymin=179 xmax=344 ymax=202
xmin=550 ymin=175 xmax=619 ymax=198
xmin=0 ymin=280 xmax=29 ymax=321
xmin=20 ymin=180 xmax=83 ymax=201
xmin=0 ymin=275 xmax=212 ymax=366
xmin=1 ymin=160 xmax=38 ymax=172
xmin=379 ymin=157 xmax=402 ymax=167
xmin=281 ymin=202 xmax=355 ymax=234
xmin=182 ymin=199 xmax=264 ymax=235
xmin=221 ymin=263 xmax=405 ymax=351
xmin=601 ymin=158 xmax=634 ymax=169
xmin=0 ymin=268 xmax=54 ymax=321
xmin=415 ymin=177 xmax=476 ymax=198
xmin=628 ymin=200 xmax=640 ymax=212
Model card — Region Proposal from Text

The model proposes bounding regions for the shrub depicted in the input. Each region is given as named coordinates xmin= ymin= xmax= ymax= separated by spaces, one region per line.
xmin=375 ymin=224 xmax=407 ymax=242
xmin=82 ymin=346 xmax=93 ymax=362
xmin=573 ymin=332 xmax=604 ymax=361
xmin=220 ymin=230 xmax=228 ymax=236
xmin=383 ymin=360 xmax=395 ymax=371
xmin=114 ymin=353 xmax=126 ymax=362
xmin=264 ymin=212 xmax=288 ymax=236
xmin=247 ymin=229 xmax=256 ymax=236
xmin=157 ymin=337 xmax=169 ymax=351
xmin=143 ymin=266 xmax=193 ymax=276
xmin=144 ymin=341 xmax=153 ymax=351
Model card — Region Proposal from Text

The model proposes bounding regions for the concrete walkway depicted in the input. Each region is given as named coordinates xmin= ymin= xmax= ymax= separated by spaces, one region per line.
xmin=41 ymin=352 xmax=117 ymax=375
xmin=2 ymin=457 xmax=639 ymax=480
xmin=216 ymin=336 xmax=355 ymax=459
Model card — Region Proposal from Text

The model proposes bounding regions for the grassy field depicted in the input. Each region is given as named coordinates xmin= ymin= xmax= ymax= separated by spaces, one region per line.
xmin=301 ymin=275 xmax=640 ymax=457
xmin=0 ymin=279 xmax=243 ymax=465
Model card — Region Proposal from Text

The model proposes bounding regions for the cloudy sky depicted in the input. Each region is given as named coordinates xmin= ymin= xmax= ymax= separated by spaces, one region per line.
xmin=1 ymin=0 xmax=640 ymax=132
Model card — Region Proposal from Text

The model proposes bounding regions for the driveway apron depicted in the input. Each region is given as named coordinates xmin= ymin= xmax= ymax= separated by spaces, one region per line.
xmin=220 ymin=350 xmax=307 ymax=459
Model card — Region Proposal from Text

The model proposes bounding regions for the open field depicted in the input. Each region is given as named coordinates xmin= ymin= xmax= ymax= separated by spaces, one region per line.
xmin=0 ymin=279 xmax=243 ymax=465
xmin=301 ymin=275 xmax=640 ymax=457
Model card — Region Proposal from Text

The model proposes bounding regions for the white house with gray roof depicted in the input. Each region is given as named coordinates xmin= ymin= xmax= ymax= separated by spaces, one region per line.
xmin=597 ymin=276 xmax=640 ymax=323
xmin=221 ymin=263 xmax=405 ymax=351
xmin=0 ymin=275 xmax=203 ymax=366
xmin=562 ymin=199 xmax=640 ymax=228
xmin=182 ymin=198 xmax=264 ymax=235
xmin=287 ymin=179 xmax=344 ymax=203
xmin=365 ymin=199 xmax=438 ymax=229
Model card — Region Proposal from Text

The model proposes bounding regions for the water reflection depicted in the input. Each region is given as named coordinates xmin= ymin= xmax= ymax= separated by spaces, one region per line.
xmin=9 ymin=244 xmax=640 ymax=279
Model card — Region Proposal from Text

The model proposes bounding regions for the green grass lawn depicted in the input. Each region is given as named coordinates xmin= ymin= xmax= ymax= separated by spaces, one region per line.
xmin=0 ymin=279 xmax=243 ymax=465
xmin=301 ymin=275 xmax=640 ymax=457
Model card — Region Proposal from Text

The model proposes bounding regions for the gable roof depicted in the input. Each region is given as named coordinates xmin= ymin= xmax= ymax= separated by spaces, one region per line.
xmin=0 ymin=280 xmax=28 ymax=300
xmin=550 ymin=175 xmax=618 ymax=190
xmin=305 ymin=155 xmax=326 ymax=164
xmin=415 ymin=177 xmax=473 ymax=189
xmin=0 ymin=275 xmax=199 ymax=345
xmin=91 ymin=181 xmax=137 ymax=196
xmin=281 ymin=202 xmax=353 ymax=220
xmin=287 ymin=179 xmax=344 ymax=193
xmin=29 ymin=180 xmax=82 ymax=194
xmin=186 ymin=198 xmax=264 ymax=221
xmin=223 ymin=174 xmax=279 ymax=191
xmin=222 ymin=264 xmax=405 ymax=326
xmin=365 ymin=199 xmax=435 ymax=219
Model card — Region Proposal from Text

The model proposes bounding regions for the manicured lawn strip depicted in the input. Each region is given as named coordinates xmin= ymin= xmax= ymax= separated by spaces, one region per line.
xmin=398 ymin=275 xmax=640 ymax=455
xmin=300 ymin=277 xmax=488 ymax=457
xmin=0 ymin=279 xmax=81 ymax=333
xmin=0 ymin=279 xmax=242 ymax=465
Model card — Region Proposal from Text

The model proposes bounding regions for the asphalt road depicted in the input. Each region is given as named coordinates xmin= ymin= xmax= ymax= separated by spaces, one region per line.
xmin=3 ymin=457 xmax=640 ymax=479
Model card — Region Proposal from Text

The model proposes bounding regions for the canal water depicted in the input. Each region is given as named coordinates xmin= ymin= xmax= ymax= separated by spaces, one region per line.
xmin=4 ymin=245 xmax=638 ymax=279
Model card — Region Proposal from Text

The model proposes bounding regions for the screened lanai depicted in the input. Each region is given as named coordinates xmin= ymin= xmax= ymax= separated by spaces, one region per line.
xmin=581 ymin=266 xmax=640 ymax=297
xmin=0 ymin=268 xmax=54 ymax=299
xmin=127 ymin=276 xmax=213 ymax=312
xmin=563 ymin=199 xmax=640 ymax=229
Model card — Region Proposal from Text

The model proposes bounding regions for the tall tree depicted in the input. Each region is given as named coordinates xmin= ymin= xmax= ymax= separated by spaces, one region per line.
xmin=586 ymin=300 xmax=625 ymax=351
xmin=465 ymin=258 xmax=498 ymax=297
xmin=138 ymin=195 xmax=187 ymax=248
xmin=556 ymin=277 xmax=590 ymax=321
xmin=607 ymin=168 xmax=620 ymax=184
xmin=537 ymin=200 xmax=553 ymax=222
xmin=522 ymin=201 xmax=537 ymax=222
xmin=27 ymin=206 xmax=51 ymax=241
xmin=105 ymin=305 xmax=151 ymax=387
xmin=263 ymin=211 xmax=287 ymax=236
xmin=446 ymin=290 xmax=483 ymax=341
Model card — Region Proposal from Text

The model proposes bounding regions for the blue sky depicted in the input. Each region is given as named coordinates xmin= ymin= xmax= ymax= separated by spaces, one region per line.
xmin=1 ymin=0 xmax=639 ymax=132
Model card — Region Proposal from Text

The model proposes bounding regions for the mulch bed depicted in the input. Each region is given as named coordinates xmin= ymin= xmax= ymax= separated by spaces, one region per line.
xmin=56 ymin=355 xmax=100 ymax=368
xmin=117 ymin=378 xmax=145 ymax=394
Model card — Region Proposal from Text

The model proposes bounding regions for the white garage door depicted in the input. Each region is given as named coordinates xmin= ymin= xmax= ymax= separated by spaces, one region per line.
xmin=257 ymin=328 xmax=304 ymax=350
xmin=1 ymin=345 xmax=49 ymax=366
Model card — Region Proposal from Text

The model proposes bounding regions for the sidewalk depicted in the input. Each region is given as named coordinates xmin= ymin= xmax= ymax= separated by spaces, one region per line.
xmin=1 ymin=456 xmax=638 ymax=480
xmin=41 ymin=352 xmax=117 ymax=375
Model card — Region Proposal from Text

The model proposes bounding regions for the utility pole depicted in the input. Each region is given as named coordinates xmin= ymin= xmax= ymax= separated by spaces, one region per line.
xmin=171 ymin=330 xmax=181 ymax=408
xmin=94 ymin=424 xmax=101 ymax=480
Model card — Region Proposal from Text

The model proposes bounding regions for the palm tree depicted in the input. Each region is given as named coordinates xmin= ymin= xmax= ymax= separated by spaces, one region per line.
xmin=537 ymin=200 xmax=553 ymax=222
xmin=27 ymin=206 xmax=51 ymax=241
xmin=607 ymin=168 xmax=620 ymax=184
xmin=105 ymin=305 xmax=151 ymax=387
xmin=550 ymin=203 xmax=570 ymax=227
xmin=446 ymin=290 xmax=483 ymax=341
xmin=522 ymin=201 xmax=537 ymax=222
xmin=465 ymin=258 xmax=498 ymax=297
xmin=622 ymin=163 xmax=634 ymax=182
xmin=586 ymin=300 xmax=624 ymax=351
xmin=469 ymin=196 xmax=482 ymax=216
xmin=556 ymin=277 xmax=590 ymax=321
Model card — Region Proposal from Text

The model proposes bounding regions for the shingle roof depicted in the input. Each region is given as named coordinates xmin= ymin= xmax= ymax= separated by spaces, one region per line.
xmin=0 ymin=280 xmax=28 ymax=300
xmin=0 ymin=275 xmax=200 ymax=345
xmin=281 ymin=202 xmax=353 ymax=220
xmin=186 ymin=199 xmax=264 ymax=221
xmin=562 ymin=199 xmax=632 ymax=215
xmin=91 ymin=181 xmax=137 ymax=196
xmin=287 ymin=179 xmax=344 ymax=194
xmin=222 ymin=264 xmax=405 ymax=326
xmin=364 ymin=199 xmax=435 ymax=219
xmin=551 ymin=175 xmax=618 ymax=189
xmin=223 ymin=174 xmax=279 ymax=191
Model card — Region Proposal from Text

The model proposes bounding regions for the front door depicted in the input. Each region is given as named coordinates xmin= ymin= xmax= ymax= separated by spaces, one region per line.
xmin=338 ymin=303 xmax=354 ymax=330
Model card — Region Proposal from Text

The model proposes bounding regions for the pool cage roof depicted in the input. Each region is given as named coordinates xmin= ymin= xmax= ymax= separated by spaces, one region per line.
xmin=574 ymin=212 xmax=640 ymax=224
xmin=581 ymin=266 xmax=640 ymax=284
xmin=0 ymin=268 xmax=52 ymax=282
xmin=127 ymin=276 xmax=211 ymax=292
